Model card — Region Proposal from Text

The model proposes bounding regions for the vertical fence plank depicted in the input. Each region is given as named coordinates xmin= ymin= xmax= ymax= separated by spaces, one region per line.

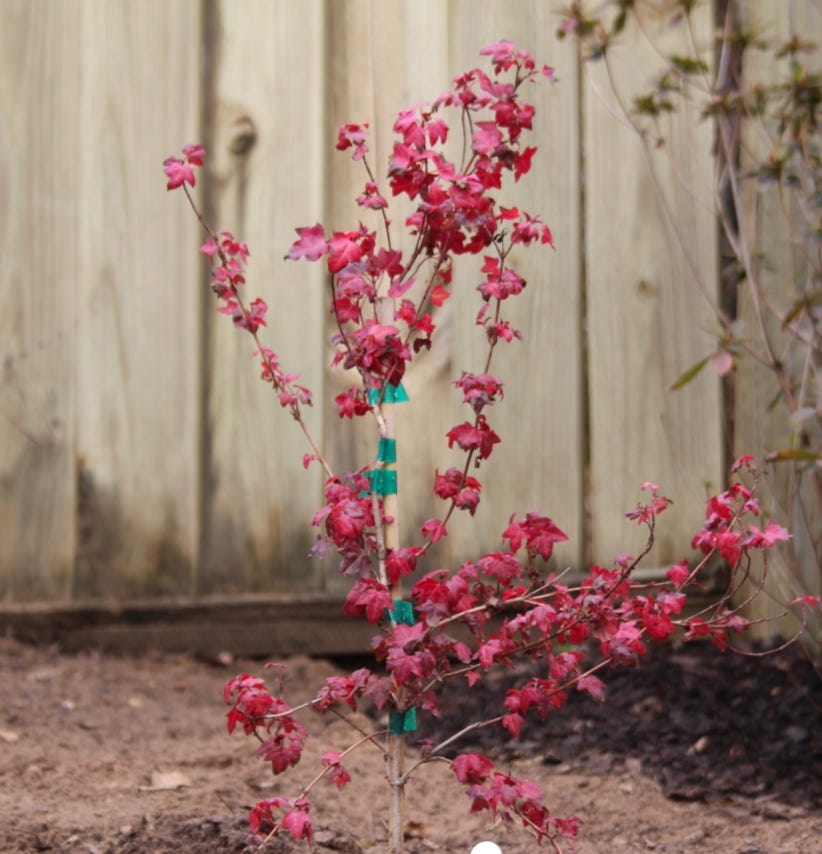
xmin=584 ymin=3 xmax=723 ymax=566
xmin=323 ymin=0 xmax=452 ymax=589
xmin=736 ymin=0 xmax=822 ymax=638
xmin=446 ymin=1 xmax=584 ymax=569
xmin=69 ymin=0 xmax=202 ymax=600
xmin=0 ymin=1 xmax=80 ymax=602
xmin=202 ymin=0 xmax=327 ymax=594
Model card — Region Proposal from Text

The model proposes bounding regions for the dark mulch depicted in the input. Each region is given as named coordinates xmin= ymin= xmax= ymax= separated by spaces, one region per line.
xmin=415 ymin=641 xmax=822 ymax=810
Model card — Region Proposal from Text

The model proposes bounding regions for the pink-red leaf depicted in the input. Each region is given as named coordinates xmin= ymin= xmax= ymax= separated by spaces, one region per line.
xmin=286 ymin=223 xmax=329 ymax=262
xmin=421 ymin=518 xmax=448 ymax=543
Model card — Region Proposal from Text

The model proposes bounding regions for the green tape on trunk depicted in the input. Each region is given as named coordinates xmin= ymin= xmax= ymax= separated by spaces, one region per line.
xmin=367 ymin=382 xmax=410 ymax=405
xmin=389 ymin=708 xmax=417 ymax=734
xmin=376 ymin=437 xmax=397 ymax=463
xmin=387 ymin=599 xmax=415 ymax=625
xmin=367 ymin=468 xmax=397 ymax=495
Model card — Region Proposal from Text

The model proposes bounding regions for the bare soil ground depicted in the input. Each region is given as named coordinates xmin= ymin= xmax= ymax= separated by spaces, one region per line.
xmin=1 ymin=634 xmax=820 ymax=854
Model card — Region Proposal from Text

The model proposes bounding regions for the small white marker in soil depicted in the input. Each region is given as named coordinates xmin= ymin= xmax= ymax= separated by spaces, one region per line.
xmin=470 ymin=843 xmax=502 ymax=854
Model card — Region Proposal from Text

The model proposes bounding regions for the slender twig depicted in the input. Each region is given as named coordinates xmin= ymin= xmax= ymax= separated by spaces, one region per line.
xmin=182 ymin=185 xmax=334 ymax=478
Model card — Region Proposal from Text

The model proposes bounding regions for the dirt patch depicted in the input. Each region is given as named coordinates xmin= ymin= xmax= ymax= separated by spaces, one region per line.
xmin=0 ymin=635 xmax=819 ymax=853
xmin=417 ymin=643 xmax=822 ymax=807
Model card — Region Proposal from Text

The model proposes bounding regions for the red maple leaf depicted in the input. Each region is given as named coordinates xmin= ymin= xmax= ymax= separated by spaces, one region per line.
xmin=502 ymin=512 xmax=568 ymax=560
xmin=514 ymin=146 xmax=537 ymax=181
xmin=182 ymin=142 xmax=205 ymax=166
xmin=747 ymin=521 xmax=790 ymax=548
xmin=472 ymin=121 xmax=503 ymax=155
xmin=336 ymin=122 xmax=369 ymax=160
xmin=452 ymin=752 xmax=494 ymax=785
xmin=163 ymin=157 xmax=195 ymax=190
xmin=421 ymin=518 xmax=448 ymax=543
xmin=343 ymin=578 xmax=392 ymax=624
xmin=281 ymin=807 xmax=312 ymax=841
xmin=480 ymin=39 xmax=519 ymax=72
xmin=328 ymin=232 xmax=364 ymax=273
xmin=446 ymin=416 xmax=501 ymax=460
xmin=285 ymin=223 xmax=329 ymax=262
xmin=385 ymin=547 xmax=423 ymax=585
xmin=427 ymin=117 xmax=449 ymax=145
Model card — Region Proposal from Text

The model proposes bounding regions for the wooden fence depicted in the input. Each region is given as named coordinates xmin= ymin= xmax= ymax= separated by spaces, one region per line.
xmin=1 ymin=1 xmax=817 ymax=636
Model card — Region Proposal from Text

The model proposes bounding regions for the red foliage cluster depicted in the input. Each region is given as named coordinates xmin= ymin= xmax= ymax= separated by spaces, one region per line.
xmin=165 ymin=39 xmax=814 ymax=852
xmin=219 ymin=463 xmax=795 ymax=846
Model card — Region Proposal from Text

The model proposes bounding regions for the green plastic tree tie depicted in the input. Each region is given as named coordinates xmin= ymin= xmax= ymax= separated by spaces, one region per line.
xmin=386 ymin=607 xmax=417 ymax=734
xmin=376 ymin=437 xmax=397 ymax=463
xmin=367 ymin=382 xmax=410 ymax=405
xmin=389 ymin=708 xmax=418 ymax=734
xmin=366 ymin=468 xmax=397 ymax=495
xmin=387 ymin=599 xmax=415 ymax=625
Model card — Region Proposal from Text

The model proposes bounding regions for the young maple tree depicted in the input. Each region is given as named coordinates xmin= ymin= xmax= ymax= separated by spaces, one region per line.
xmin=164 ymin=41 xmax=814 ymax=853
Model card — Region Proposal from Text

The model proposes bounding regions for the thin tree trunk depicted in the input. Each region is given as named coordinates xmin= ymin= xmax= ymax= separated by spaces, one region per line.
xmin=376 ymin=297 xmax=405 ymax=853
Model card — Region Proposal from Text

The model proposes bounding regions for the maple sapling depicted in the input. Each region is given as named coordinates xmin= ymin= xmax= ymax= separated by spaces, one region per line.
xmin=165 ymin=40 xmax=814 ymax=853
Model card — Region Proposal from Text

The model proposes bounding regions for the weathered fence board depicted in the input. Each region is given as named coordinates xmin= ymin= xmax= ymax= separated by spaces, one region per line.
xmin=583 ymin=2 xmax=724 ymax=564
xmin=201 ymin=0 xmax=327 ymax=594
xmin=73 ymin=0 xmax=203 ymax=600
xmin=0 ymin=1 xmax=81 ymax=602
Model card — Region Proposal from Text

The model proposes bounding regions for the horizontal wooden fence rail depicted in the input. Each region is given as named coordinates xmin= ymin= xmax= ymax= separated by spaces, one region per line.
xmin=1 ymin=1 xmax=816 ymax=648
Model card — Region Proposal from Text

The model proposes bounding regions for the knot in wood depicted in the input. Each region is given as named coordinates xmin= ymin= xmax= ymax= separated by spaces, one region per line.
xmin=228 ymin=115 xmax=257 ymax=156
